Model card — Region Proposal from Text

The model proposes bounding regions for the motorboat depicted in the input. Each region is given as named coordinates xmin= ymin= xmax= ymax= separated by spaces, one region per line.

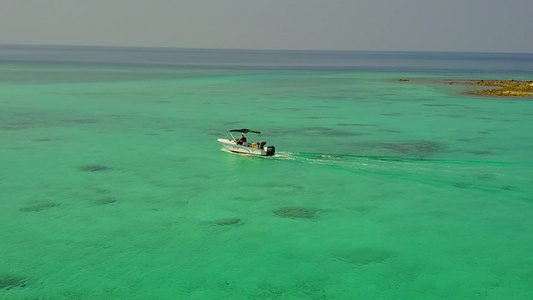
xmin=217 ymin=129 xmax=276 ymax=156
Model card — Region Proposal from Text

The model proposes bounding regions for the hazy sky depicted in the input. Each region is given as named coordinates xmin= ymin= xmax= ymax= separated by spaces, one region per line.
xmin=1 ymin=0 xmax=532 ymax=53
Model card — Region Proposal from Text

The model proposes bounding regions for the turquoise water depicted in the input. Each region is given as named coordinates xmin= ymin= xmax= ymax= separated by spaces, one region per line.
xmin=1 ymin=50 xmax=533 ymax=299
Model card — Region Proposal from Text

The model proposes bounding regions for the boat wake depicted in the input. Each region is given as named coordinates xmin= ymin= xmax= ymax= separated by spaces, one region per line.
xmin=270 ymin=151 xmax=530 ymax=191
xmin=224 ymin=147 xmax=524 ymax=175
xmin=273 ymin=151 xmax=521 ymax=166
xmin=273 ymin=151 xmax=426 ymax=173
xmin=221 ymin=148 xmax=530 ymax=194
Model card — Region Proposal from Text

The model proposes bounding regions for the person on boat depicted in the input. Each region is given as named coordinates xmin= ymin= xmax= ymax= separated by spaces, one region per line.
xmin=237 ymin=134 xmax=247 ymax=145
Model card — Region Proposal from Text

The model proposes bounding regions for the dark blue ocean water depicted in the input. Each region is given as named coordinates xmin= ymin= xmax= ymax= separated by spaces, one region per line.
xmin=1 ymin=44 xmax=532 ymax=75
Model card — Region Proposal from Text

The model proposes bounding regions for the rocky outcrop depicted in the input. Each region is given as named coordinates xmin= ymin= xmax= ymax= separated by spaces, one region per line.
xmin=400 ymin=78 xmax=533 ymax=98
xmin=468 ymin=80 xmax=533 ymax=97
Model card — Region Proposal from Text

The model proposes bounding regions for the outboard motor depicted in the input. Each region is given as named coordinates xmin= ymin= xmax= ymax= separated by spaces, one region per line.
xmin=266 ymin=146 xmax=275 ymax=156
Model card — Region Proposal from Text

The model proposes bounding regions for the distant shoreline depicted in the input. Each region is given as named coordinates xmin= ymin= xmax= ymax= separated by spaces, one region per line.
xmin=399 ymin=78 xmax=533 ymax=98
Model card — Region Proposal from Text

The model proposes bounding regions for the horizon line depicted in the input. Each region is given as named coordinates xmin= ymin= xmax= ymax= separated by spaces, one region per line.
xmin=1 ymin=43 xmax=532 ymax=55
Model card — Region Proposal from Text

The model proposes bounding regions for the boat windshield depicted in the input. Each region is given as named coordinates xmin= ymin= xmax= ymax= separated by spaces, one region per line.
xmin=229 ymin=129 xmax=262 ymax=142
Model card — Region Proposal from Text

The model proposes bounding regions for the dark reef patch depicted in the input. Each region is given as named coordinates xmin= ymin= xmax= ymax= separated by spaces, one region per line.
xmin=2 ymin=123 xmax=31 ymax=131
xmin=500 ymin=185 xmax=516 ymax=191
xmin=233 ymin=195 xmax=260 ymax=202
xmin=470 ymin=150 xmax=493 ymax=155
xmin=0 ymin=275 xmax=27 ymax=290
xmin=62 ymin=119 xmax=98 ymax=124
xmin=80 ymin=165 xmax=111 ymax=172
xmin=454 ymin=182 xmax=473 ymax=189
xmin=304 ymin=116 xmax=328 ymax=119
xmin=93 ymin=187 xmax=111 ymax=195
xmin=20 ymin=202 xmax=58 ymax=212
xmin=274 ymin=207 xmax=319 ymax=219
xmin=378 ymin=129 xmax=402 ymax=133
xmin=211 ymin=218 xmax=243 ymax=226
xmin=331 ymin=247 xmax=394 ymax=265
xmin=380 ymin=141 xmax=442 ymax=157
xmin=94 ymin=197 xmax=117 ymax=205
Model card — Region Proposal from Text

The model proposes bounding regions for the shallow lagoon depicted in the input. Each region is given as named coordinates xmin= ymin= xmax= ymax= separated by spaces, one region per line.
xmin=1 ymin=49 xmax=533 ymax=299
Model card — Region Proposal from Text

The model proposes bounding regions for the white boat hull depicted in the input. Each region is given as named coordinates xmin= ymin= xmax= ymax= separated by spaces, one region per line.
xmin=217 ymin=138 xmax=269 ymax=156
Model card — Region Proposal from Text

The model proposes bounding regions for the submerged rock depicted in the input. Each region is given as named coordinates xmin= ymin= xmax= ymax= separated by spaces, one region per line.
xmin=331 ymin=247 xmax=394 ymax=265
xmin=273 ymin=207 xmax=319 ymax=219
xmin=0 ymin=275 xmax=27 ymax=290
xmin=380 ymin=141 xmax=442 ymax=157
xmin=454 ymin=182 xmax=472 ymax=189
xmin=403 ymin=78 xmax=533 ymax=97
xmin=94 ymin=197 xmax=117 ymax=205
xmin=62 ymin=118 xmax=98 ymax=124
xmin=460 ymin=80 xmax=532 ymax=97
xmin=470 ymin=150 xmax=493 ymax=155
xmin=80 ymin=165 xmax=111 ymax=172
xmin=20 ymin=202 xmax=58 ymax=212
xmin=500 ymin=185 xmax=516 ymax=191
xmin=211 ymin=218 xmax=243 ymax=226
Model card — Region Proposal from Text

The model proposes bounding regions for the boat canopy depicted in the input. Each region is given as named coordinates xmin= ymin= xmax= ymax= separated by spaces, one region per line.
xmin=229 ymin=129 xmax=261 ymax=134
